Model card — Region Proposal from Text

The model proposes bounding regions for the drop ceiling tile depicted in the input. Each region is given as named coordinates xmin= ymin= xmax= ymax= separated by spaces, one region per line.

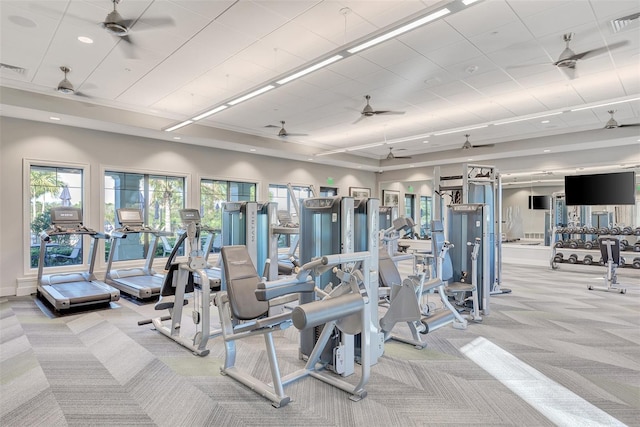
xmin=329 ymin=55 xmax=383 ymax=80
xmin=258 ymin=21 xmax=340 ymax=62
xmin=169 ymin=0 xmax=237 ymax=19
xmin=590 ymin=0 xmax=640 ymax=21
xmin=519 ymin=1 xmax=595 ymax=38
xmin=359 ymin=39 xmax=424 ymax=68
xmin=571 ymin=70 xmax=627 ymax=102
xmin=444 ymin=0 xmax=519 ymax=38
xmin=384 ymin=55 xmax=442 ymax=81
xmin=494 ymin=90 xmax=548 ymax=116
xmin=398 ymin=19 xmax=467 ymax=54
xmin=426 ymin=39 xmax=483 ymax=69
xmin=506 ymin=0 xmax=573 ymax=19
xmin=617 ymin=64 xmax=640 ymax=94
xmin=469 ymin=20 xmax=535 ymax=54
xmin=463 ymin=68 xmax=513 ymax=90
xmin=215 ymin=0 xmax=289 ymax=41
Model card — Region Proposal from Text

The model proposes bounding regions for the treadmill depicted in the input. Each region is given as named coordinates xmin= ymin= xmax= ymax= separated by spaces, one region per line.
xmin=37 ymin=207 xmax=120 ymax=311
xmin=104 ymin=208 xmax=172 ymax=299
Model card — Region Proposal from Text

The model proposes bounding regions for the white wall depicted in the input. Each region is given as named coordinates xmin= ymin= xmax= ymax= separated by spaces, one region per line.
xmin=502 ymin=186 xmax=563 ymax=240
xmin=0 ymin=117 xmax=376 ymax=297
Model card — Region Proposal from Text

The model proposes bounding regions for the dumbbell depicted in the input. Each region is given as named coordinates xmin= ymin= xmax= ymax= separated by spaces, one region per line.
xmin=583 ymin=254 xmax=594 ymax=265
xmin=568 ymin=254 xmax=578 ymax=264
xmin=622 ymin=226 xmax=633 ymax=235
xmin=584 ymin=240 xmax=594 ymax=250
xmin=610 ymin=226 xmax=621 ymax=235
xmin=598 ymin=257 xmax=605 ymax=266
xmin=619 ymin=257 xmax=626 ymax=267
xmin=620 ymin=240 xmax=629 ymax=251
xmin=633 ymin=257 xmax=640 ymax=269
xmin=569 ymin=240 xmax=579 ymax=249
xmin=555 ymin=240 xmax=564 ymax=248
xmin=634 ymin=242 xmax=640 ymax=252
xmin=635 ymin=227 xmax=640 ymax=236
xmin=553 ymin=252 xmax=564 ymax=263
xmin=599 ymin=227 xmax=609 ymax=235
xmin=588 ymin=227 xmax=597 ymax=234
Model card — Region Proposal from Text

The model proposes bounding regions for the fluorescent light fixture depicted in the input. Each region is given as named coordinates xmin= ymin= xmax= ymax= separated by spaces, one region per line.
xmin=164 ymin=120 xmax=193 ymax=132
xmin=543 ymin=149 xmax=551 ymax=153
xmin=570 ymin=96 xmax=640 ymax=112
xmin=77 ymin=36 xmax=93 ymax=44
xmin=173 ymin=136 xmax=181 ymax=140
xmin=347 ymin=143 xmax=383 ymax=151
xmin=434 ymin=124 xmax=488 ymax=136
xmin=348 ymin=8 xmax=450 ymax=54
xmin=49 ymin=116 xmax=61 ymax=121
xmin=250 ymin=148 xmax=257 ymax=152
xmin=228 ymin=85 xmax=275 ymax=106
xmin=462 ymin=0 xmax=481 ymax=5
xmin=277 ymin=55 xmax=343 ymax=85
xmin=494 ymin=111 xmax=563 ymax=126
xmin=315 ymin=149 xmax=347 ymax=156
xmin=192 ymin=105 xmax=228 ymax=121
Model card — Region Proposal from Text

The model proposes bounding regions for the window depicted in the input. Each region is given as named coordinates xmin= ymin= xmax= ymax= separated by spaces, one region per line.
xmin=404 ymin=193 xmax=415 ymax=221
xmin=269 ymin=184 xmax=314 ymax=247
xmin=319 ymin=186 xmax=337 ymax=197
xmin=420 ymin=196 xmax=432 ymax=238
xmin=201 ymin=179 xmax=256 ymax=251
xmin=28 ymin=165 xmax=84 ymax=268
xmin=105 ymin=171 xmax=185 ymax=261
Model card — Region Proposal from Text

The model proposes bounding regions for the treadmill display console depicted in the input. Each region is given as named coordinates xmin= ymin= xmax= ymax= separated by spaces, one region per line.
xmin=117 ymin=208 xmax=144 ymax=224
xmin=180 ymin=209 xmax=201 ymax=222
xmin=50 ymin=207 xmax=82 ymax=224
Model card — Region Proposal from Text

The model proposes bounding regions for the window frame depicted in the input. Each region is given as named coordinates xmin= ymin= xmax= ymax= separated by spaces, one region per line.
xmin=23 ymin=158 xmax=90 ymax=275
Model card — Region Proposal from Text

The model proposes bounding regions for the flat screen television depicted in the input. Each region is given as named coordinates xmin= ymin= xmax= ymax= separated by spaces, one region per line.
xmin=565 ymin=171 xmax=636 ymax=206
xmin=528 ymin=195 xmax=550 ymax=210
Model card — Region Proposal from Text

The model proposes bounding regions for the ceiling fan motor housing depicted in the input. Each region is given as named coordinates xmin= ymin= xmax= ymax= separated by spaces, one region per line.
xmin=103 ymin=10 xmax=129 ymax=35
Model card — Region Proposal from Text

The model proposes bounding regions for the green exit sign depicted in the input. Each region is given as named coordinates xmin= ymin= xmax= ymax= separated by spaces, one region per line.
xmin=327 ymin=177 xmax=334 ymax=185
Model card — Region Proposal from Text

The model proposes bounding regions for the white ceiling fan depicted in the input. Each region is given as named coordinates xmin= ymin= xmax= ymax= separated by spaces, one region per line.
xmin=265 ymin=121 xmax=308 ymax=138
xmin=509 ymin=33 xmax=628 ymax=79
xmin=461 ymin=134 xmax=494 ymax=150
xmin=353 ymin=95 xmax=405 ymax=124
xmin=386 ymin=147 xmax=411 ymax=159
xmin=56 ymin=66 xmax=91 ymax=98
xmin=603 ymin=110 xmax=640 ymax=129
xmin=83 ymin=0 xmax=175 ymax=57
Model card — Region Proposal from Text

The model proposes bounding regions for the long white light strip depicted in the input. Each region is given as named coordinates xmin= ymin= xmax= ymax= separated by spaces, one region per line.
xmin=192 ymin=105 xmax=228 ymax=121
xmin=462 ymin=0 xmax=480 ymax=5
xmin=228 ymin=85 xmax=275 ymax=106
xmin=165 ymin=120 xmax=193 ymax=132
xmin=277 ymin=55 xmax=344 ymax=85
xmin=348 ymin=8 xmax=451 ymax=54
xmin=570 ymin=96 xmax=640 ymax=112
xmin=494 ymin=111 xmax=563 ymax=126
xmin=434 ymin=124 xmax=488 ymax=136
xmin=315 ymin=149 xmax=347 ymax=156
xmin=347 ymin=143 xmax=384 ymax=151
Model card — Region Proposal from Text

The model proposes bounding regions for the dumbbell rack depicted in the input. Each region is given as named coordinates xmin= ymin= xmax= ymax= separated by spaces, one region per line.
xmin=549 ymin=225 xmax=640 ymax=270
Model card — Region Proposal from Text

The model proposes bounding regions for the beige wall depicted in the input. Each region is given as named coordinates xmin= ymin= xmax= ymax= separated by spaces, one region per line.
xmin=0 ymin=116 xmax=375 ymax=296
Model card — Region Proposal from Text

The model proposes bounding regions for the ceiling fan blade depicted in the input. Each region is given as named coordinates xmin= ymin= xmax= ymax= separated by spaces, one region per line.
xmin=134 ymin=17 xmax=175 ymax=30
xmin=264 ymin=124 xmax=280 ymax=128
xmin=472 ymin=143 xmax=495 ymax=148
xmin=618 ymin=123 xmax=640 ymax=127
xmin=352 ymin=115 xmax=366 ymax=124
xmin=571 ymin=40 xmax=629 ymax=61
xmin=281 ymin=133 xmax=308 ymax=137
xmin=375 ymin=110 xmax=405 ymax=116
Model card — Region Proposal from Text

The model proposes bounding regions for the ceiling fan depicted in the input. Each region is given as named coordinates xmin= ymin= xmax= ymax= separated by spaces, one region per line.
xmin=386 ymin=147 xmax=412 ymax=159
xmin=265 ymin=121 xmax=308 ymax=138
xmin=552 ymin=33 xmax=627 ymax=79
xmin=461 ymin=134 xmax=494 ymax=150
xmin=98 ymin=0 xmax=174 ymax=54
xmin=56 ymin=66 xmax=91 ymax=98
xmin=353 ymin=95 xmax=405 ymax=124
xmin=603 ymin=110 xmax=640 ymax=129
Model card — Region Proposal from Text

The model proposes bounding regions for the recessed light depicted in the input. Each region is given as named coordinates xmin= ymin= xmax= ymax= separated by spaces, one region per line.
xmin=49 ymin=116 xmax=61 ymax=121
xmin=423 ymin=140 xmax=429 ymax=143
xmin=543 ymin=149 xmax=551 ymax=153
xmin=541 ymin=120 xmax=550 ymax=124
xmin=308 ymin=158 xmax=314 ymax=161
xmin=410 ymin=165 xmax=415 ymax=168
xmin=77 ymin=36 xmax=93 ymax=44
xmin=173 ymin=136 xmax=181 ymax=140
xmin=250 ymin=148 xmax=257 ymax=152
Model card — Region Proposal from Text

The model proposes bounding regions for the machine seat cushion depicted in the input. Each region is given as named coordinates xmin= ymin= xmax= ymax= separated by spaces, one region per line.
xmin=378 ymin=248 xmax=402 ymax=287
xmin=221 ymin=246 xmax=269 ymax=321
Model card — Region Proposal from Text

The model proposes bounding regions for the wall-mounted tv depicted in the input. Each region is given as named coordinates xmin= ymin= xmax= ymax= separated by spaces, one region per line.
xmin=565 ymin=171 xmax=636 ymax=206
xmin=528 ymin=195 xmax=551 ymax=210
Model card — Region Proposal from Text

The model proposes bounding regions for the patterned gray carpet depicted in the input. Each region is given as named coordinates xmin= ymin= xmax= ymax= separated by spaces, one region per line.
xmin=1 ymin=263 xmax=639 ymax=426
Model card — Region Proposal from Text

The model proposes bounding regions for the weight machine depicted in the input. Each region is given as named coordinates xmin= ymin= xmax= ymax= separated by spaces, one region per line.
xmin=588 ymin=237 xmax=627 ymax=294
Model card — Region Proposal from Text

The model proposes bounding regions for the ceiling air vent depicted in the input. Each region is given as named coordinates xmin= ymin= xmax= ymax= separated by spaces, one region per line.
xmin=610 ymin=12 xmax=640 ymax=33
xmin=0 ymin=63 xmax=27 ymax=75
